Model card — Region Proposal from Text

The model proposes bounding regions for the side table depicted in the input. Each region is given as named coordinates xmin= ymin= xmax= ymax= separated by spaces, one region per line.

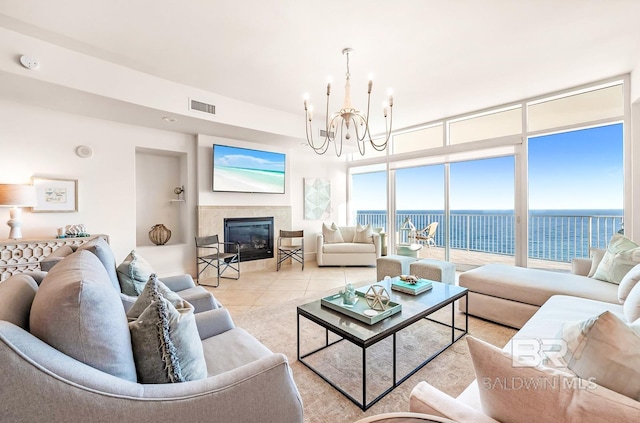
xmin=396 ymin=243 xmax=423 ymax=258
xmin=353 ymin=412 xmax=457 ymax=422
xmin=0 ymin=234 xmax=109 ymax=281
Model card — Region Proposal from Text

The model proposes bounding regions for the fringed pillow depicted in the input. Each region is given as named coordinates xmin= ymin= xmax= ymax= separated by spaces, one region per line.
xmin=127 ymin=274 xmax=207 ymax=383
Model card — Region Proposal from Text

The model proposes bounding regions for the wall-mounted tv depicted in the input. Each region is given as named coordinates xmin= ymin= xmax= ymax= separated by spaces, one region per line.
xmin=212 ymin=144 xmax=286 ymax=194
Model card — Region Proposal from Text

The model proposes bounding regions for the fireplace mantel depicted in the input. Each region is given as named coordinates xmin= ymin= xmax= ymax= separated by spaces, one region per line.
xmin=197 ymin=206 xmax=291 ymax=275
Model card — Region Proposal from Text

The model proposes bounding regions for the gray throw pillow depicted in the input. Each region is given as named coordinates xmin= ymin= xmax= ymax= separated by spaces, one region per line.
xmin=76 ymin=237 xmax=120 ymax=291
xmin=128 ymin=275 xmax=207 ymax=384
xmin=0 ymin=274 xmax=39 ymax=330
xmin=29 ymin=250 xmax=137 ymax=382
xmin=117 ymin=250 xmax=155 ymax=296
xmin=126 ymin=273 xmax=189 ymax=317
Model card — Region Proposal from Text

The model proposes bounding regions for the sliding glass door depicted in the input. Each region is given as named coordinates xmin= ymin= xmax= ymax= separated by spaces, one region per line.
xmin=528 ymin=123 xmax=623 ymax=270
xmin=395 ymin=165 xmax=445 ymax=259
xmin=449 ymin=156 xmax=515 ymax=270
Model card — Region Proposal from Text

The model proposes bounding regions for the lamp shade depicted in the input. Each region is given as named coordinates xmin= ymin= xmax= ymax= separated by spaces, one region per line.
xmin=0 ymin=184 xmax=38 ymax=207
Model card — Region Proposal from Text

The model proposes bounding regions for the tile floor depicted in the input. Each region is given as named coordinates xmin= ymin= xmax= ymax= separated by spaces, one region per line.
xmin=199 ymin=261 xmax=378 ymax=318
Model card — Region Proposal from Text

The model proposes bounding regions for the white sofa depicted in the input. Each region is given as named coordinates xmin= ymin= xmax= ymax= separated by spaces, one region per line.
xmin=457 ymin=256 xmax=617 ymax=329
xmin=410 ymin=245 xmax=640 ymax=422
xmin=316 ymin=224 xmax=381 ymax=266
xmin=410 ymin=294 xmax=640 ymax=422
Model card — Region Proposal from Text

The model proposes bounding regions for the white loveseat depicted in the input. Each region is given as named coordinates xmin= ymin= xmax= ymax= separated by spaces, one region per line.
xmin=410 ymin=235 xmax=640 ymax=422
xmin=316 ymin=224 xmax=381 ymax=266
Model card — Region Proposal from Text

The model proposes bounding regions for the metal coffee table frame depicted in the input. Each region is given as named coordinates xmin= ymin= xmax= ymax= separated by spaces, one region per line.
xmin=297 ymin=281 xmax=468 ymax=411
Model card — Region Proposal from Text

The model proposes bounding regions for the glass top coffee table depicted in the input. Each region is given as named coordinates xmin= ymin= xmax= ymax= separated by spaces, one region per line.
xmin=297 ymin=279 xmax=468 ymax=411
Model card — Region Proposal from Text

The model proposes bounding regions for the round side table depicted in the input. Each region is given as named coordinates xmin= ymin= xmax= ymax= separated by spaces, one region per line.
xmin=353 ymin=412 xmax=457 ymax=423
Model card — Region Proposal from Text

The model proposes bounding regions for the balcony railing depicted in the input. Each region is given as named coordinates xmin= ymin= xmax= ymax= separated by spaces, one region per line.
xmin=356 ymin=211 xmax=623 ymax=263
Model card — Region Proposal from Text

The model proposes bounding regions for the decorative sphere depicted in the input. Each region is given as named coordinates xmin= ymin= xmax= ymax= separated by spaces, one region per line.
xmin=364 ymin=284 xmax=391 ymax=311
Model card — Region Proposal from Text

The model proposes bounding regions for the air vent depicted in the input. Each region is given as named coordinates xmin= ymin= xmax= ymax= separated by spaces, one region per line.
xmin=319 ymin=129 xmax=335 ymax=138
xmin=190 ymin=99 xmax=216 ymax=115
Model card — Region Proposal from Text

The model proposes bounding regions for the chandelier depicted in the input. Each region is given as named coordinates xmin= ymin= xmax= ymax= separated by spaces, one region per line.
xmin=303 ymin=48 xmax=393 ymax=157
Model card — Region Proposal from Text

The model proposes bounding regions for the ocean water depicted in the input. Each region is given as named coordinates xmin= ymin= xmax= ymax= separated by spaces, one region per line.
xmin=357 ymin=209 xmax=624 ymax=262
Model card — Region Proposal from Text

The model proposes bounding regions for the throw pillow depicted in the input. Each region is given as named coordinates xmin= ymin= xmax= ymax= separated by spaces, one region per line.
xmin=467 ymin=336 xmax=619 ymax=423
xmin=624 ymin=279 xmax=640 ymax=323
xmin=117 ymin=250 xmax=155 ymax=296
xmin=560 ymin=311 xmax=640 ymax=400
xmin=29 ymin=250 xmax=137 ymax=382
xmin=353 ymin=223 xmax=373 ymax=243
xmin=76 ymin=236 xmax=120 ymax=291
xmin=126 ymin=273 xmax=189 ymax=316
xmin=322 ymin=222 xmax=344 ymax=243
xmin=618 ymin=263 xmax=640 ymax=304
xmin=587 ymin=248 xmax=606 ymax=278
xmin=128 ymin=275 xmax=207 ymax=384
xmin=0 ymin=274 xmax=39 ymax=330
xmin=592 ymin=234 xmax=640 ymax=284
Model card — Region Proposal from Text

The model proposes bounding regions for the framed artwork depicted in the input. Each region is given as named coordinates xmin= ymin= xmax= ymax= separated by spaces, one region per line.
xmin=31 ymin=177 xmax=78 ymax=212
xmin=304 ymin=177 xmax=331 ymax=220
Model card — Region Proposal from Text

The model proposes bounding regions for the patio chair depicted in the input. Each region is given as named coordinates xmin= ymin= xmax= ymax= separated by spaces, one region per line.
xmin=195 ymin=235 xmax=240 ymax=287
xmin=277 ymin=230 xmax=304 ymax=271
xmin=416 ymin=222 xmax=438 ymax=247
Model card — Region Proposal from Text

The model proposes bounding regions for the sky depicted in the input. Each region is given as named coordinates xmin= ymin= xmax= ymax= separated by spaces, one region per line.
xmin=213 ymin=144 xmax=285 ymax=172
xmin=352 ymin=123 xmax=623 ymax=211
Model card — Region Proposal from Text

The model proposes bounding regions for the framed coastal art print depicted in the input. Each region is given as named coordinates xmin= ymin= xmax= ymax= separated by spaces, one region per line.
xmin=31 ymin=177 xmax=78 ymax=212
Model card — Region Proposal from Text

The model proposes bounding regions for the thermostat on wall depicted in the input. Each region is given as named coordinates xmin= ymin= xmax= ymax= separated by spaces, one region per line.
xmin=76 ymin=145 xmax=93 ymax=158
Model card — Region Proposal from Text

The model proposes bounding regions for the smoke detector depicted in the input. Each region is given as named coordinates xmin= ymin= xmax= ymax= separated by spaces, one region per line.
xmin=19 ymin=55 xmax=40 ymax=70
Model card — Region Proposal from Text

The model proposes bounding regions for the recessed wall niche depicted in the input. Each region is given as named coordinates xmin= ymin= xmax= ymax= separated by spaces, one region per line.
xmin=135 ymin=147 xmax=187 ymax=247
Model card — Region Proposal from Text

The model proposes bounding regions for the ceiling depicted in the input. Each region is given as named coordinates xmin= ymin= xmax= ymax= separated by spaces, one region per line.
xmin=1 ymin=0 xmax=639 ymax=141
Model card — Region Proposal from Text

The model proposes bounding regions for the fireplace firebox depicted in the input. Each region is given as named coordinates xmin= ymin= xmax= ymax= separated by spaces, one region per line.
xmin=223 ymin=217 xmax=274 ymax=262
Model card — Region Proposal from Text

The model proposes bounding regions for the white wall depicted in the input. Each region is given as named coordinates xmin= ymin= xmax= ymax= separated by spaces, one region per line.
xmin=0 ymin=99 xmax=197 ymax=275
xmin=0 ymin=99 xmax=350 ymax=280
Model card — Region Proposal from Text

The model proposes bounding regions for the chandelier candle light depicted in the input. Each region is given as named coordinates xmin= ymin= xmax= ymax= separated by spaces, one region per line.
xmin=303 ymin=48 xmax=393 ymax=157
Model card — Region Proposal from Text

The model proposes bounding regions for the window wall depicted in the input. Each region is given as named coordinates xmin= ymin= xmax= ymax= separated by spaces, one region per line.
xmin=349 ymin=77 xmax=627 ymax=270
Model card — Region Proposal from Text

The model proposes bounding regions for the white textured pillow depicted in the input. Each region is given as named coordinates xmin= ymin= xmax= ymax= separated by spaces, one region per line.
xmin=624 ymin=280 xmax=640 ymax=323
xmin=592 ymin=234 xmax=640 ymax=284
xmin=354 ymin=223 xmax=373 ymax=243
xmin=560 ymin=311 xmax=640 ymax=400
xmin=618 ymin=264 xmax=640 ymax=304
xmin=467 ymin=336 xmax=617 ymax=422
xmin=587 ymin=248 xmax=606 ymax=278
xmin=322 ymin=222 xmax=344 ymax=243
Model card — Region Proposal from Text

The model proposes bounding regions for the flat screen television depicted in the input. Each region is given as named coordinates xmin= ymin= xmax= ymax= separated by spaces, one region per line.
xmin=212 ymin=144 xmax=286 ymax=194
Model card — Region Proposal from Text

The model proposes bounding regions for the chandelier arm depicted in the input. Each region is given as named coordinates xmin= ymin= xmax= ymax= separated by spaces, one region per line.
xmin=334 ymin=120 xmax=345 ymax=157
xmin=370 ymin=108 xmax=393 ymax=150
xmin=328 ymin=113 xmax=341 ymax=141
xmin=305 ymin=112 xmax=331 ymax=155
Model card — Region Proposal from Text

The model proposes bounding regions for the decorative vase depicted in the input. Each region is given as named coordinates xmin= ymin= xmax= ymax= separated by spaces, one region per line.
xmin=149 ymin=224 xmax=171 ymax=245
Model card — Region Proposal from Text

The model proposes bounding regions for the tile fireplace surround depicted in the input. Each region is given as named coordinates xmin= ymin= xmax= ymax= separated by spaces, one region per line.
xmin=197 ymin=206 xmax=292 ymax=276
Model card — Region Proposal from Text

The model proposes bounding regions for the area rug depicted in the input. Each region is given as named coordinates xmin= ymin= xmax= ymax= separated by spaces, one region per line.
xmin=233 ymin=291 xmax=516 ymax=423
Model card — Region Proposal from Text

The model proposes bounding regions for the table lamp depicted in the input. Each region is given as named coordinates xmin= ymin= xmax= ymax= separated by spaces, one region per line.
xmin=0 ymin=184 xmax=38 ymax=240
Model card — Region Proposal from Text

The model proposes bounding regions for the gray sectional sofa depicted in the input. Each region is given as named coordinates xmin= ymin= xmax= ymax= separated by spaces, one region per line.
xmin=0 ymin=249 xmax=303 ymax=422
